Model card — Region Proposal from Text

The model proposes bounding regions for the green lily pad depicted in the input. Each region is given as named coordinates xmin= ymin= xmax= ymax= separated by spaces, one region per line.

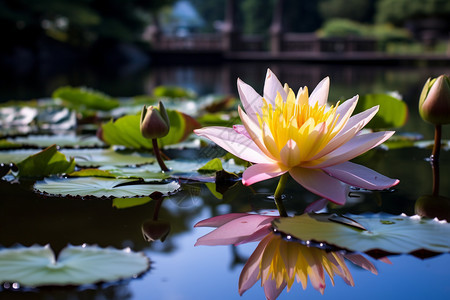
xmin=69 ymin=168 xmax=117 ymax=178
xmin=34 ymin=177 xmax=180 ymax=198
xmin=60 ymin=148 xmax=154 ymax=167
xmin=152 ymin=85 xmax=196 ymax=99
xmin=0 ymin=106 xmax=38 ymax=128
xmin=16 ymin=145 xmax=75 ymax=178
xmin=0 ymin=244 xmax=149 ymax=287
xmin=52 ymin=86 xmax=119 ymax=111
xmin=99 ymin=158 xmax=244 ymax=181
xmin=6 ymin=134 xmax=105 ymax=148
xmin=0 ymin=139 xmax=21 ymax=149
xmin=272 ymin=213 xmax=450 ymax=255
xmin=100 ymin=110 xmax=200 ymax=149
xmin=197 ymin=158 xmax=224 ymax=173
xmin=354 ymin=94 xmax=408 ymax=129
xmin=112 ymin=197 xmax=153 ymax=209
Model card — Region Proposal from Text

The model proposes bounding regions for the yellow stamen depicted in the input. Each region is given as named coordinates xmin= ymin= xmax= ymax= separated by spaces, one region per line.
xmin=258 ymin=88 xmax=341 ymax=166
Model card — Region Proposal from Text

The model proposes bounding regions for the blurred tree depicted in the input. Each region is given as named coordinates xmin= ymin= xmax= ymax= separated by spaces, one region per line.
xmin=283 ymin=0 xmax=322 ymax=32
xmin=376 ymin=0 xmax=450 ymax=25
xmin=319 ymin=0 xmax=376 ymax=23
xmin=189 ymin=0 xmax=226 ymax=32
xmin=240 ymin=0 xmax=274 ymax=35
xmin=0 ymin=0 xmax=174 ymax=47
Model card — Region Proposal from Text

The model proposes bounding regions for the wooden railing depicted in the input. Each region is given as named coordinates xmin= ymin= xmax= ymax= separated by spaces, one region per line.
xmin=150 ymin=33 xmax=377 ymax=53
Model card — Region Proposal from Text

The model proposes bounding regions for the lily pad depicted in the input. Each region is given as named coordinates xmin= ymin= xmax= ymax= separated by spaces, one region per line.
xmin=100 ymin=110 xmax=200 ymax=149
xmin=6 ymin=134 xmax=105 ymax=148
xmin=152 ymin=85 xmax=196 ymax=99
xmin=60 ymin=148 xmax=154 ymax=167
xmin=0 ymin=244 xmax=149 ymax=287
xmin=52 ymin=86 xmax=119 ymax=111
xmin=100 ymin=158 xmax=244 ymax=180
xmin=34 ymin=177 xmax=180 ymax=198
xmin=272 ymin=213 xmax=450 ymax=256
xmin=112 ymin=197 xmax=153 ymax=209
xmin=16 ymin=145 xmax=75 ymax=178
xmin=354 ymin=94 xmax=408 ymax=129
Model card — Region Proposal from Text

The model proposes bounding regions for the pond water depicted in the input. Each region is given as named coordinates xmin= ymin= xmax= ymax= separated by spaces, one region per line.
xmin=1 ymin=61 xmax=450 ymax=299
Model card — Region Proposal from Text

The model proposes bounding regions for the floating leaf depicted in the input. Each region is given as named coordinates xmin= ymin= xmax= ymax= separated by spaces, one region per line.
xmin=0 ymin=106 xmax=38 ymax=128
xmin=60 ymin=148 xmax=154 ymax=167
xmin=52 ymin=86 xmax=119 ymax=111
xmin=354 ymin=94 xmax=408 ymax=129
xmin=0 ymin=139 xmax=21 ymax=149
xmin=273 ymin=213 xmax=450 ymax=255
xmin=0 ymin=244 xmax=149 ymax=287
xmin=100 ymin=110 xmax=200 ymax=149
xmin=68 ymin=168 xmax=117 ymax=178
xmin=153 ymin=85 xmax=196 ymax=99
xmin=16 ymin=145 xmax=75 ymax=178
xmin=198 ymin=158 xmax=223 ymax=173
xmin=34 ymin=177 xmax=180 ymax=198
xmin=6 ymin=134 xmax=104 ymax=148
xmin=99 ymin=158 xmax=244 ymax=181
xmin=112 ymin=197 xmax=153 ymax=209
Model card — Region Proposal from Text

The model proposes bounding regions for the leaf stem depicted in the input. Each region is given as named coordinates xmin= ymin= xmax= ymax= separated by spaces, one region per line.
xmin=274 ymin=173 xmax=288 ymax=217
xmin=152 ymin=138 xmax=169 ymax=172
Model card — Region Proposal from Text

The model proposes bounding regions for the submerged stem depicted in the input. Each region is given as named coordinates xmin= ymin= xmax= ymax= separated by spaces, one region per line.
xmin=152 ymin=138 xmax=169 ymax=172
xmin=274 ymin=173 xmax=288 ymax=217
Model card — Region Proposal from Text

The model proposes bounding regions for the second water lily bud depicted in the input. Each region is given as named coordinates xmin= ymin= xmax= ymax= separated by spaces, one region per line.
xmin=419 ymin=75 xmax=450 ymax=125
xmin=141 ymin=219 xmax=171 ymax=242
xmin=140 ymin=101 xmax=170 ymax=139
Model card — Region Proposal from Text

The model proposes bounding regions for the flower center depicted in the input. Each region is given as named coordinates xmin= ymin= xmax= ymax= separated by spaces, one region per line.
xmin=257 ymin=88 xmax=341 ymax=166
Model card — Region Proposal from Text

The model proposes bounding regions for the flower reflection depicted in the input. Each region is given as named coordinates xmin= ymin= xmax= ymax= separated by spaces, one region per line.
xmin=195 ymin=69 xmax=399 ymax=205
xmin=195 ymin=213 xmax=377 ymax=299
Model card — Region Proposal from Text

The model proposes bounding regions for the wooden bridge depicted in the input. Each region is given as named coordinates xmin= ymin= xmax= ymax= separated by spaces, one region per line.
xmin=147 ymin=0 xmax=449 ymax=65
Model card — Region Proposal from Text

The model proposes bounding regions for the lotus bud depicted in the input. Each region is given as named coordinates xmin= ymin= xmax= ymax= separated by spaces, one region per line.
xmin=415 ymin=195 xmax=450 ymax=221
xmin=419 ymin=75 xmax=450 ymax=125
xmin=140 ymin=101 xmax=170 ymax=139
xmin=141 ymin=219 xmax=171 ymax=242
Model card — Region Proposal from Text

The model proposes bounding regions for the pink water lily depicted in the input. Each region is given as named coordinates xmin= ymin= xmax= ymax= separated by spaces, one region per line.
xmin=195 ymin=69 xmax=399 ymax=204
xmin=195 ymin=213 xmax=379 ymax=299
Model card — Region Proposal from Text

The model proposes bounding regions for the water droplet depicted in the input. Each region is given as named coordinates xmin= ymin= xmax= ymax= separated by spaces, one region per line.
xmin=12 ymin=282 xmax=20 ymax=289
xmin=286 ymin=235 xmax=292 ymax=240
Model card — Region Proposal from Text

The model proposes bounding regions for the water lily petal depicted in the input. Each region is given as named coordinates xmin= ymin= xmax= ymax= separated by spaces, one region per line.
xmin=344 ymin=253 xmax=378 ymax=275
xmin=309 ymin=77 xmax=330 ymax=106
xmin=304 ymin=198 xmax=329 ymax=213
xmin=233 ymin=124 xmax=251 ymax=139
xmin=195 ymin=127 xmax=272 ymax=164
xmin=242 ymin=163 xmax=288 ymax=186
xmin=340 ymin=105 xmax=379 ymax=134
xmin=194 ymin=214 xmax=274 ymax=246
xmin=333 ymin=95 xmax=359 ymax=131
xmin=264 ymin=277 xmax=287 ymax=300
xmin=237 ymin=78 xmax=263 ymax=124
xmin=239 ymin=106 xmax=277 ymax=160
xmin=323 ymin=161 xmax=399 ymax=190
xmin=312 ymin=104 xmax=379 ymax=159
xmin=280 ymin=139 xmax=301 ymax=167
xmin=194 ymin=213 xmax=249 ymax=228
xmin=289 ymin=167 xmax=348 ymax=205
xmin=264 ymin=69 xmax=286 ymax=105
xmin=335 ymin=95 xmax=359 ymax=120
xmin=239 ymin=235 xmax=272 ymax=296
xmin=309 ymin=131 xmax=395 ymax=168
